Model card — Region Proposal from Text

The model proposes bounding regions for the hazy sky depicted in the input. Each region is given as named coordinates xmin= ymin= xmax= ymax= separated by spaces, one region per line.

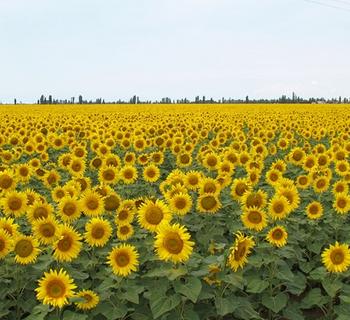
xmin=0 ymin=0 xmax=349 ymax=103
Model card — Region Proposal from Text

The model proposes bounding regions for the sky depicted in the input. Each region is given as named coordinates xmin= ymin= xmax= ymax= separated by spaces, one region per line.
xmin=0 ymin=0 xmax=349 ymax=103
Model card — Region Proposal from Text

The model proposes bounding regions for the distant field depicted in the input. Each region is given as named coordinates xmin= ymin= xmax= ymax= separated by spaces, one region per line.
xmin=0 ymin=103 xmax=350 ymax=320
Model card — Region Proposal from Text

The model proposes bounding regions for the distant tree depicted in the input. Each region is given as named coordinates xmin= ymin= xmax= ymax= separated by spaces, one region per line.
xmin=246 ymin=96 xmax=249 ymax=103
xmin=48 ymin=95 xmax=52 ymax=104
xmin=14 ymin=98 xmax=17 ymax=105
xmin=78 ymin=95 xmax=83 ymax=104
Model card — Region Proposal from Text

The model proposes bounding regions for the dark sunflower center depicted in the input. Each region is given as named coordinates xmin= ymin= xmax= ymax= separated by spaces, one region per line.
xmin=115 ymin=252 xmax=130 ymax=267
xmin=175 ymin=198 xmax=187 ymax=210
xmin=201 ymin=196 xmax=217 ymax=210
xmin=103 ymin=170 xmax=115 ymax=181
xmin=8 ymin=197 xmax=22 ymax=211
xmin=247 ymin=211 xmax=262 ymax=224
xmin=57 ymin=235 xmax=73 ymax=252
xmin=86 ymin=198 xmax=99 ymax=210
xmin=234 ymin=241 xmax=247 ymax=260
xmin=40 ymin=223 xmax=55 ymax=237
xmin=163 ymin=232 xmax=184 ymax=254
xmin=34 ymin=207 xmax=49 ymax=219
xmin=272 ymin=229 xmax=283 ymax=240
xmin=63 ymin=203 xmax=77 ymax=216
xmin=145 ymin=206 xmax=163 ymax=224
xmin=330 ymin=249 xmax=345 ymax=265
xmin=47 ymin=280 xmax=65 ymax=298
xmin=104 ymin=195 xmax=120 ymax=211
xmin=91 ymin=226 xmax=105 ymax=239
xmin=15 ymin=239 xmax=33 ymax=257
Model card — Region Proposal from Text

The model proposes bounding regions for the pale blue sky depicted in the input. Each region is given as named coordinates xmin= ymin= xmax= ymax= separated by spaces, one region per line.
xmin=0 ymin=0 xmax=349 ymax=103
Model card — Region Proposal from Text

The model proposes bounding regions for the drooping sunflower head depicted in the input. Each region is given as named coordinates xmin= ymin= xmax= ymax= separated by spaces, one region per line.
xmin=321 ymin=242 xmax=350 ymax=273
xmin=154 ymin=223 xmax=194 ymax=264
xmin=84 ymin=217 xmax=112 ymax=247
xmin=35 ymin=268 xmax=77 ymax=308
xmin=75 ymin=290 xmax=100 ymax=311
xmin=107 ymin=244 xmax=139 ymax=277
xmin=138 ymin=199 xmax=172 ymax=232
xmin=266 ymin=226 xmax=288 ymax=247
xmin=227 ymin=232 xmax=255 ymax=272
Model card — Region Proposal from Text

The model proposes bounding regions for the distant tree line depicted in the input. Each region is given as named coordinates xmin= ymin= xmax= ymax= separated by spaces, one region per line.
xmin=6 ymin=93 xmax=350 ymax=105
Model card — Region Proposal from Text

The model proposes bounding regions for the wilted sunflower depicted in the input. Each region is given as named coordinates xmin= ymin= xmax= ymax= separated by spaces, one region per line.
xmin=154 ymin=223 xmax=194 ymax=263
xmin=32 ymin=216 xmax=59 ymax=245
xmin=227 ymin=232 xmax=255 ymax=272
xmin=0 ymin=191 xmax=27 ymax=217
xmin=117 ymin=224 xmax=134 ymax=241
xmin=169 ymin=192 xmax=192 ymax=216
xmin=14 ymin=234 xmax=40 ymax=265
xmin=143 ymin=164 xmax=160 ymax=183
xmin=241 ymin=207 xmax=267 ymax=231
xmin=321 ymin=242 xmax=350 ymax=273
xmin=107 ymin=244 xmax=139 ymax=277
xmin=0 ymin=229 xmax=13 ymax=259
xmin=84 ymin=217 xmax=112 ymax=247
xmin=58 ymin=196 xmax=81 ymax=223
xmin=138 ymin=199 xmax=172 ymax=232
xmin=197 ymin=193 xmax=221 ymax=214
xmin=75 ymin=290 xmax=100 ymax=310
xmin=36 ymin=269 xmax=77 ymax=308
xmin=53 ymin=225 xmax=82 ymax=262
xmin=80 ymin=190 xmax=104 ymax=216
xmin=306 ymin=201 xmax=323 ymax=220
xmin=266 ymin=226 xmax=288 ymax=247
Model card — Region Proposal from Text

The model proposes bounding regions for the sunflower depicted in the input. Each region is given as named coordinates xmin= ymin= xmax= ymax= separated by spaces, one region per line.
xmin=115 ymin=206 xmax=135 ymax=225
xmin=268 ymin=195 xmax=291 ymax=220
xmin=321 ymin=242 xmax=350 ymax=273
xmin=296 ymin=175 xmax=310 ymax=189
xmin=36 ymin=269 xmax=77 ymax=308
xmin=0 ymin=217 xmax=19 ymax=237
xmin=58 ymin=196 xmax=81 ymax=223
xmin=289 ymin=147 xmax=305 ymax=165
xmin=313 ymin=176 xmax=330 ymax=193
xmin=103 ymin=192 xmax=121 ymax=212
xmin=303 ymin=154 xmax=317 ymax=171
xmin=27 ymin=201 xmax=54 ymax=222
xmin=42 ymin=170 xmax=60 ymax=189
xmin=84 ymin=217 xmax=112 ymax=247
xmin=0 ymin=169 xmax=15 ymax=192
xmin=53 ymin=225 xmax=82 ymax=262
xmin=0 ymin=229 xmax=13 ymax=259
xmin=199 ymin=177 xmax=221 ymax=194
xmin=227 ymin=232 xmax=255 ymax=272
xmin=0 ymin=191 xmax=27 ymax=217
xmin=184 ymin=171 xmax=202 ymax=190
xmin=32 ymin=216 xmax=59 ymax=245
xmin=80 ymin=190 xmax=104 ymax=216
xmin=143 ymin=164 xmax=161 ymax=183
xmin=265 ymin=169 xmax=282 ymax=186
xmin=333 ymin=193 xmax=350 ymax=214
xmin=176 ymin=152 xmax=192 ymax=168
xmin=98 ymin=165 xmax=119 ymax=184
xmin=51 ymin=186 xmax=66 ymax=203
xmin=241 ymin=207 xmax=267 ymax=231
xmin=332 ymin=180 xmax=349 ymax=195
xmin=241 ymin=190 xmax=267 ymax=210
xmin=276 ymin=186 xmax=300 ymax=211
xmin=266 ymin=226 xmax=288 ymax=247
xmin=154 ymin=223 xmax=194 ymax=263
xmin=202 ymin=153 xmax=219 ymax=171
xmin=14 ymin=234 xmax=40 ymax=265
xmin=197 ymin=193 xmax=221 ymax=214
xmin=306 ymin=201 xmax=323 ymax=220
xmin=138 ymin=199 xmax=172 ymax=232
xmin=231 ymin=178 xmax=251 ymax=201
xmin=124 ymin=152 xmax=136 ymax=165
xmin=169 ymin=192 xmax=192 ymax=216
xmin=117 ymin=224 xmax=134 ymax=241
xmin=107 ymin=244 xmax=139 ymax=277
xmin=16 ymin=164 xmax=32 ymax=182
xmin=68 ymin=157 xmax=86 ymax=176
xmin=75 ymin=290 xmax=100 ymax=310
xmin=120 ymin=165 xmax=138 ymax=184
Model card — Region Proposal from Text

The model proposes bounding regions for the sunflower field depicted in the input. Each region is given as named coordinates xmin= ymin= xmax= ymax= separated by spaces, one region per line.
xmin=0 ymin=103 xmax=350 ymax=320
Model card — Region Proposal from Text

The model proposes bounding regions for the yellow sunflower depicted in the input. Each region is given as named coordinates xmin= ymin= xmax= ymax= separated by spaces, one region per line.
xmin=306 ymin=201 xmax=323 ymax=220
xmin=154 ymin=223 xmax=194 ymax=263
xmin=115 ymin=207 xmax=135 ymax=225
xmin=313 ymin=176 xmax=330 ymax=193
xmin=321 ymin=242 xmax=350 ymax=273
xmin=36 ymin=269 xmax=77 ymax=308
xmin=80 ymin=190 xmax=104 ymax=216
xmin=58 ymin=196 xmax=82 ymax=223
xmin=27 ymin=201 xmax=54 ymax=222
xmin=75 ymin=289 xmax=100 ymax=310
xmin=0 ymin=169 xmax=15 ymax=192
xmin=0 ymin=191 xmax=27 ymax=217
xmin=197 ymin=193 xmax=221 ymax=214
xmin=53 ymin=225 xmax=82 ymax=262
xmin=138 ymin=199 xmax=172 ymax=232
xmin=266 ymin=226 xmax=288 ymax=247
xmin=107 ymin=244 xmax=139 ymax=277
xmin=103 ymin=192 xmax=121 ymax=212
xmin=120 ymin=165 xmax=138 ymax=184
xmin=268 ymin=195 xmax=292 ymax=220
xmin=184 ymin=171 xmax=202 ymax=190
xmin=231 ymin=178 xmax=251 ymax=201
xmin=0 ymin=217 xmax=19 ymax=237
xmin=241 ymin=190 xmax=267 ymax=210
xmin=0 ymin=229 xmax=13 ymax=259
xmin=143 ymin=164 xmax=161 ymax=183
xmin=84 ymin=217 xmax=112 ymax=247
xmin=14 ymin=234 xmax=40 ymax=265
xmin=169 ymin=192 xmax=192 ymax=216
xmin=98 ymin=165 xmax=119 ymax=184
xmin=227 ymin=232 xmax=255 ymax=272
xmin=333 ymin=193 xmax=350 ymax=214
xmin=117 ymin=224 xmax=134 ymax=241
xmin=241 ymin=207 xmax=267 ymax=231
xmin=32 ymin=216 xmax=59 ymax=245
